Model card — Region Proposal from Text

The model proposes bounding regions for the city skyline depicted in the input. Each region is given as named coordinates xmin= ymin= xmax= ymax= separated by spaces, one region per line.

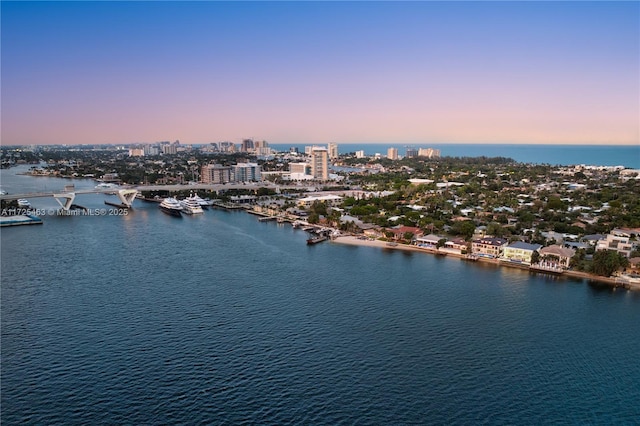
xmin=1 ymin=1 xmax=638 ymax=146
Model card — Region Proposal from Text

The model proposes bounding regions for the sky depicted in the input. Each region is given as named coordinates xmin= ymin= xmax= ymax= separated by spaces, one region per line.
xmin=1 ymin=1 xmax=638 ymax=146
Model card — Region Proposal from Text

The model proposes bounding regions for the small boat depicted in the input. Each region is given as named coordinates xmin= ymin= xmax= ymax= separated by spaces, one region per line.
xmin=159 ymin=197 xmax=183 ymax=217
xmin=17 ymin=199 xmax=31 ymax=208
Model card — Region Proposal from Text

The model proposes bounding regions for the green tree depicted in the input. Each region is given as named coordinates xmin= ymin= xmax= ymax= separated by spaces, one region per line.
xmin=487 ymin=222 xmax=504 ymax=237
xmin=546 ymin=196 xmax=566 ymax=211
xmin=591 ymin=250 xmax=629 ymax=277
xmin=451 ymin=220 xmax=476 ymax=240
xmin=531 ymin=250 xmax=540 ymax=265
xmin=308 ymin=212 xmax=319 ymax=224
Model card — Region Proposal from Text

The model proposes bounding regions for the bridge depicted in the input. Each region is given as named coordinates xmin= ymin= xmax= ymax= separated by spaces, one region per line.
xmin=0 ymin=183 xmax=310 ymax=211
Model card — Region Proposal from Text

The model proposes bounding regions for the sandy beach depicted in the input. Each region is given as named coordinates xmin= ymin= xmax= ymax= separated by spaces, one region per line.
xmin=331 ymin=235 xmax=639 ymax=290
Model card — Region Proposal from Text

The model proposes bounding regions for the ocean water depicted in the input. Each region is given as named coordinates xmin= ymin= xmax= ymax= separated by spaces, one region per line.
xmin=272 ymin=143 xmax=640 ymax=168
xmin=2 ymin=168 xmax=640 ymax=424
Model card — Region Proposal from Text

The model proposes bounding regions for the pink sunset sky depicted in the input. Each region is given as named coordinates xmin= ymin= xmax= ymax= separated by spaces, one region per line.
xmin=1 ymin=1 xmax=638 ymax=146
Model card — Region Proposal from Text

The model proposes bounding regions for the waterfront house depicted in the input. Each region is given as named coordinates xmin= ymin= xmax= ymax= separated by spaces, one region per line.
xmin=502 ymin=242 xmax=542 ymax=264
xmin=539 ymin=245 xmax=576 ymax=268
xmin=415 ymin=234 xmax=442 ymax=248
xmin=471 ymin=237 xmax=508 ymax=258
xmin=627 ymin=257 xmax=640 ymax=274
xmin=389 ymin=226 xmax=423 ymax=241
xmin=444 ymin=237 xmax=469 ymax=254
xmin=596 ymin=233 xmax=634 ymax=258
xmin=363 ymin=227 xmax=383 ymax=238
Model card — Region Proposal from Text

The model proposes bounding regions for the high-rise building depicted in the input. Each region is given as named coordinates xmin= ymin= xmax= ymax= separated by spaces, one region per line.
xmin=328 ymin=143 xmax=339 ymax=160
xmin=233 ymin=163 xmax=261 ymax=182
xmin=311 ymin=147 xmax=329 ymax=180
xmin=387 ymin=147 xmax=398 ymax=160
xmin=201 ymin=164 xmax=232 ymax=184
xmin=219 ymin=142 xmax=237 ymax=153
xmin=143 ymin=144 xmax=159 ymax=156
xmin=241 ymin=139 xmax=254 ymax=152
xmin=162 ymin=144 xmax=177 ymax=155
xmin=405 ymin=147 xmax=418 ymax=158
xmin=254 ymin=140 xmax=271 ymax=156
xmin=355 ymin=150 xmax=365 ymax=159
xmin=418 ymin=148 xmax=441 ymax=158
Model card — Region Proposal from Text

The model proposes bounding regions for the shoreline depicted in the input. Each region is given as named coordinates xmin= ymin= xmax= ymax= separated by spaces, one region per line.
xmin=331 ymin=235 xmax=639 ymax=291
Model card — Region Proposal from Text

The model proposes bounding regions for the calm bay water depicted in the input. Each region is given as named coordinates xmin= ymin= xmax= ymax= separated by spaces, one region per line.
xmin=272 ymin=143 xmax=640 ymax=168
xmin=2 ymin=167 xmax=640 ymax=424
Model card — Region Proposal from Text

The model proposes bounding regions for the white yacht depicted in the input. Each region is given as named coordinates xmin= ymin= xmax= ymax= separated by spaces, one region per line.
xmin=95 ymin=183 xmax=118 ymax=189
xmin=179 ymin=197 xmax=204 ymax=215
xmin=187 ymin=193 xmax=213 ymax=208
xmin=17 ymin=199 xmax=31 ymax=208
xmin=159 ymin=197 xmax=183 ymax=217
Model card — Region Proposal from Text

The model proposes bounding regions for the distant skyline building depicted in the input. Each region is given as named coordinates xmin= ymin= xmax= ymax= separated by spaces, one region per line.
xmin=387 ymin=147 xmax=398 ymax=160
xmin=254 ymin=140 xmax=271 ymax=156
xmin=418 ymin=148 xmax=441 ymax=158
xmin=328 ymin=143 xmax=339 ymax=160
xmin=355 ymin=150 xmax=365 ymax=159
xmin=219 ymin=141 xmax=237 ymax=153
xmin=162 ymin=144 xmax=177 ymax=155
xmin=143 ymin=144 xmax=159 ymax=156
xmin=310 ymin=147 xmax=329 ymax=180
xmin=241 ymin=138 xmax=254 ymax=152
xmin=405 ymin=147 xmax=418 ymax=158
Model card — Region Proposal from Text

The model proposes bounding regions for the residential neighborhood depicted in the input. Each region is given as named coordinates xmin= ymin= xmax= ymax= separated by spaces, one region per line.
xmin=2 ymin=142 xmax=639 ymax=285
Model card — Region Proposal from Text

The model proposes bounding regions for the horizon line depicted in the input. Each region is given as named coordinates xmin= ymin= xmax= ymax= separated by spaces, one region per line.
xmin=2 ymin=141 xmax=639 ymax=147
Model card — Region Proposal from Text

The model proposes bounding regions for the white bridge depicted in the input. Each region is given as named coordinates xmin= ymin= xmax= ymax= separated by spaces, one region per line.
xmin=0 ymin=182 xmax=303 ymax=213
xmin=51 ymin=189 xmax=139 ymax=211
xmin=1 ymin=188 xmax=140 ymax=212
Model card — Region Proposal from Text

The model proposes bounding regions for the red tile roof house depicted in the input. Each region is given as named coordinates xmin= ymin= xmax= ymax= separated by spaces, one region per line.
xmin=388 ymin=226 xmax=423 ymax=242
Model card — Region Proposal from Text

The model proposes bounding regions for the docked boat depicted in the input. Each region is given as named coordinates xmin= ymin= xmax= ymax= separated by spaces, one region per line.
xmin=17 ymin=199 xmax=31 ymax=208
xmin=185 ymin=193 xmax=211 ymax=209
xmin=95 ymin=182 xmax=118 ymax=194
xmin=159 ymin=197 xmax=183 ymax=216
xmin=180 ymin=197 xmax=204 ymax=215
xmin=95 ymin=182 xmax=118 ymax=189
